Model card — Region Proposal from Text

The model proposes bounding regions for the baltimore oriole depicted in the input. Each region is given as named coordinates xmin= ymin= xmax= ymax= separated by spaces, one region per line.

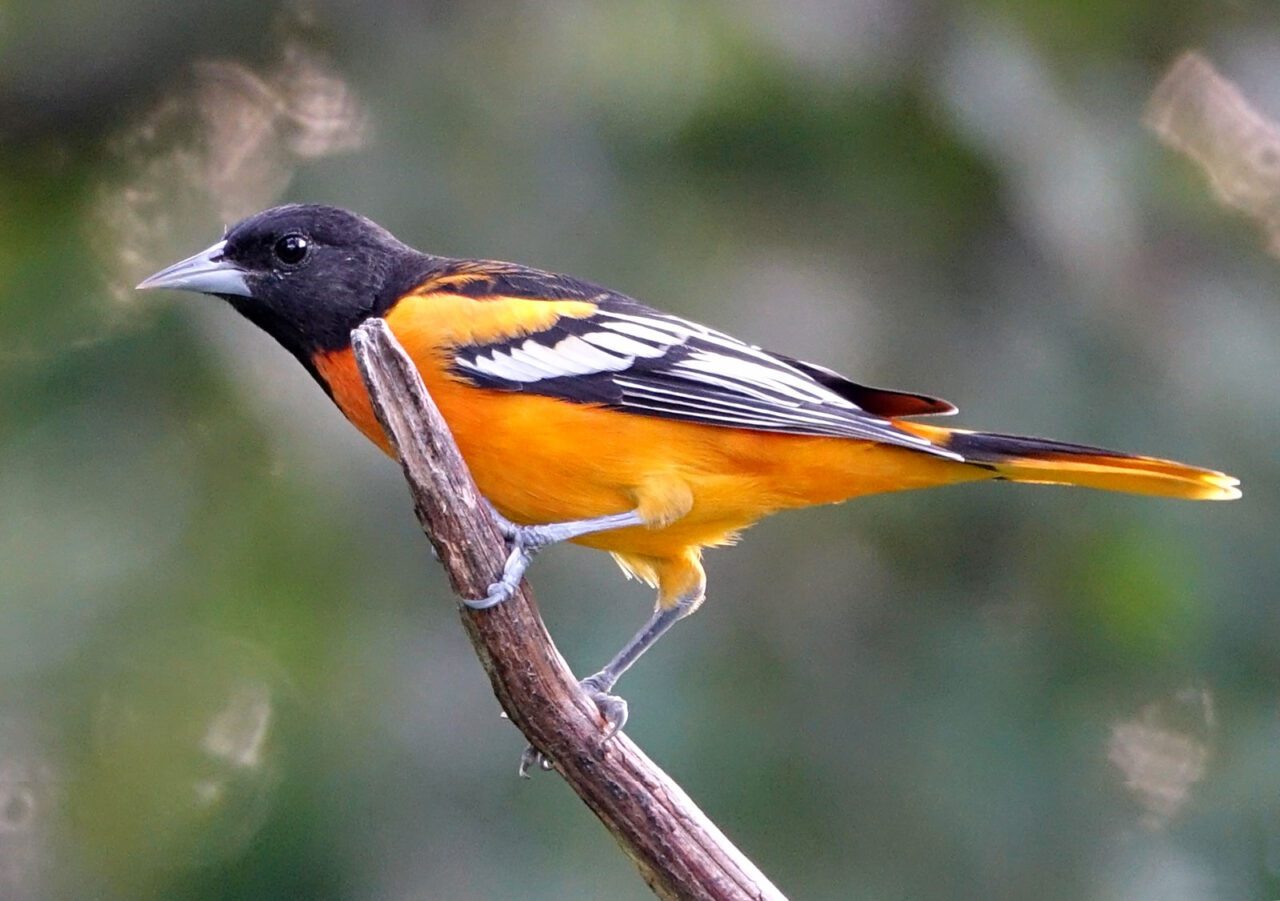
xmin=139 ymin=204 xmax=1240 ymax=744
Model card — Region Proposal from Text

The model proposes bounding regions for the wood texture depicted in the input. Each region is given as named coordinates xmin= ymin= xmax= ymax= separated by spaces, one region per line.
xmin=351 ymin=318 xmax=786 ymax=901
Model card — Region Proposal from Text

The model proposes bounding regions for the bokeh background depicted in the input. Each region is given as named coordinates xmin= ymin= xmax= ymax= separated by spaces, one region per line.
xmin=3 ymin=1 xmax=1279 ymax=898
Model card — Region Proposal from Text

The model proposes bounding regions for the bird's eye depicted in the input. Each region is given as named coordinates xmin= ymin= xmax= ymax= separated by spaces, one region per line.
xmin=273 ymin=234 xmax=310 ymax=266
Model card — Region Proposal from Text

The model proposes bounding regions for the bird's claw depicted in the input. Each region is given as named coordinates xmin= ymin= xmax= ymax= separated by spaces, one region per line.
xmin=465 ymin=529 xmax=537 ymax=610
xmin=518 ymin=746 xmax=555 ymax=778
xmin=483 ymin=500 xmax=522 ymax=541
xmin=469 ymin=503 xmax=646 ymax=611
xmin=517 ymin=672 xmax=628 ymax=778
xmin=580 ymin=672 xmax=629 ymax=740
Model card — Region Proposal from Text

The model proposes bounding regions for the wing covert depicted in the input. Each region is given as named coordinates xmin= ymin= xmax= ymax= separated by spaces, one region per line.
xmin=438 ymin=283 xmax=960 ymax=459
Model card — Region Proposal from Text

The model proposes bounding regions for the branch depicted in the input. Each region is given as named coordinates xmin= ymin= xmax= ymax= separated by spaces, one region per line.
xmin=351 ymin=319 xmax=786 ymax=901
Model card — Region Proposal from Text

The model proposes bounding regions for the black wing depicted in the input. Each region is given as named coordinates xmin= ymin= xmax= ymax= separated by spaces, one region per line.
xmin=443 ymin=281 xmax=960 ymax=459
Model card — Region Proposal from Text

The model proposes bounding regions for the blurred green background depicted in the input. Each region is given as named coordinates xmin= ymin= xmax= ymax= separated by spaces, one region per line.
xmin=2 ymin=1 xmax=1278 ymax=898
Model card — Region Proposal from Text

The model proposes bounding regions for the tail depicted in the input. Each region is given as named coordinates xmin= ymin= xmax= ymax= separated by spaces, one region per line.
xmin=897 ymin=423 xmax=1241 ymax=501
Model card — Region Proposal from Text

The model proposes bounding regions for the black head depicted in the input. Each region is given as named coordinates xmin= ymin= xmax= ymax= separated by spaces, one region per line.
xmin=139 ymin=204 xmax=432 ymax=361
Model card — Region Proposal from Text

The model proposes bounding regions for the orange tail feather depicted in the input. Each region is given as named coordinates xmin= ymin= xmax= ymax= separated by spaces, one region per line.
xmin=897 ymin=424 xmax=1241 ymax=501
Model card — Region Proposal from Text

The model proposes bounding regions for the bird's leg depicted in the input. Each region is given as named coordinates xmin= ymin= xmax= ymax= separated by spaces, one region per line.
xmin=519 ymin=585 xmax=704 ymax=777
xmin=466 ymin=503 xmax=646 ymax=610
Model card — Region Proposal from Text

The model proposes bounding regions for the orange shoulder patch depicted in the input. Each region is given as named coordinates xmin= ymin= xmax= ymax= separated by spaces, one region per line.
xmin=384 ymin=291 xmax=597 ymax=348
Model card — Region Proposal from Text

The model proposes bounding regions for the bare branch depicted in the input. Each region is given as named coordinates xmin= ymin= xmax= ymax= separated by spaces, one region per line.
xmin=351 ymin=318 xmax=787 ymax=901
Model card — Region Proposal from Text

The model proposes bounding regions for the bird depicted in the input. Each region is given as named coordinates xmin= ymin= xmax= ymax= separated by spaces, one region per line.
xmin=139 ymin=203 xmax=1241 ymax=753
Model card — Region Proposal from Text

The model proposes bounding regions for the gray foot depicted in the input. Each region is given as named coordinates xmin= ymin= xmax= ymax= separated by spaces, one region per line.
xmin=468 ymin=504 xmax=645 ymax=610
xmin=518 ymin=672 xmax=628 ymax=777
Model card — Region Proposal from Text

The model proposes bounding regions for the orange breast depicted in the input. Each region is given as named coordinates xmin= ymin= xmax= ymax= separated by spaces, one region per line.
xmin=313 ymin=346 xmax=394 ymax=454
xmin=311 ymin=302 xmax=978 ymax=561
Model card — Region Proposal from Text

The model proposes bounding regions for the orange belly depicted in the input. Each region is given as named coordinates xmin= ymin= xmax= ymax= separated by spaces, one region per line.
xmin=312 ymin=326 xmax=979 ymax=563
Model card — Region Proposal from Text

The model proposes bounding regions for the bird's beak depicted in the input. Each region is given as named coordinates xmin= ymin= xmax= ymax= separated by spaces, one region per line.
xmin=136 ymin=240 xmax=252 ymax=297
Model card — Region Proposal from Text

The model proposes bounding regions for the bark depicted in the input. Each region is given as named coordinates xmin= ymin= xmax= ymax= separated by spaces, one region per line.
xmin=351 ymin=318 xmax=786 ymax=901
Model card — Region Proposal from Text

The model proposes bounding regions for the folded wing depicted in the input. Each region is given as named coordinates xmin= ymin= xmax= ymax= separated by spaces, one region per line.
xmin=445 ymin=287 xmax=961 ymax=460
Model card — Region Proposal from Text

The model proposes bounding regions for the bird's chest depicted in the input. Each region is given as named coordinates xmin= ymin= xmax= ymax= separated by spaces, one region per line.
xmin=311 ymin=345 xmax=396 ymax=455
xmin=310 ymin=340 xmax=636 ymax=519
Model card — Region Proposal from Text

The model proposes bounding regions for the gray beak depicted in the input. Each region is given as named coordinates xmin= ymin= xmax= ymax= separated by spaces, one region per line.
xmin=136 ymin=240 xmax=251 ymax=296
